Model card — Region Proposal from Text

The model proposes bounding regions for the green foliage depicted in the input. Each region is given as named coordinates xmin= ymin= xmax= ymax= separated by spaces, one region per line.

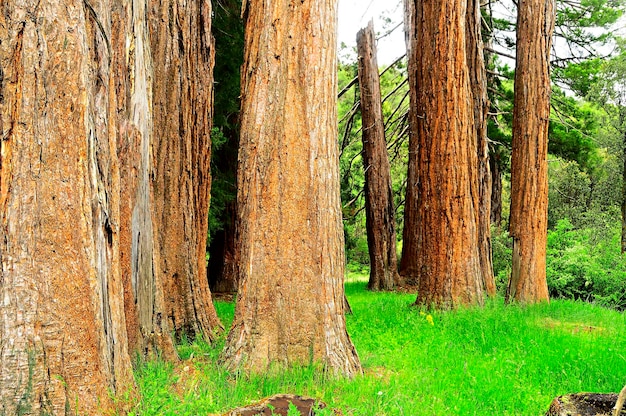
xmin=130 ymin=283 xmax=626 ymax=415
xmin=547 ymin=219 xmax=626 ymax=310
xmin=491 ymin=224 xmax=512 ymax=295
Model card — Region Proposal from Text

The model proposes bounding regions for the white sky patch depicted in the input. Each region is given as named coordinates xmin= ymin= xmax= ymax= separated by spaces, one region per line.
xmin=337 ymin=0 xmax=406 ymax=65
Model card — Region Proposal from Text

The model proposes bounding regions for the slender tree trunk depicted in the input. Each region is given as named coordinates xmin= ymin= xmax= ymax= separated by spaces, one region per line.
xmin=507 ymin=0 xmax=554 ymax=303
xmin=209 ymin=201 xmax=239 ymax=293
xmin=408 ymin=0 xmax=486 ymax=307
xmin=620 ymin=107 xmax=626 ymax=254
xmin=466 ymin=0 xmax=496 ymax=296
xmin=0 ymin=0 xmax=133 ymax=412
xmin=399 ymin=0 xmax=420 ymax=285
xmin=148 ymin=0 xmax=222 ymax=342
xmin=490 ymin=151 xmax=504 ymax=225
xmin=357 ymin=21 xmax=400 ymax=291
xmin=222 ymin=0 xmax=361 ymax=376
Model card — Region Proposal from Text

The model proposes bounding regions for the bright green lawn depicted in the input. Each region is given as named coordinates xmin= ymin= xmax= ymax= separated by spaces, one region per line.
xmin=131 ymin=273 xmax=626 ymax=415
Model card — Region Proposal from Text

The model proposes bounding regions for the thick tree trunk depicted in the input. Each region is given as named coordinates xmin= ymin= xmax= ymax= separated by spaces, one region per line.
xmin=114 ymin=0 xmax=177 ymax=359
xmin=507 ymin=0 xmax=554 ymax=303
xmin=399 ymin=0 xmax=420 ymax=285
xmin=466 ymin=0 xmax=496 ymax=296
xmin=148 ymin=0 xmax=222 ymax=342
xmin=222 ymin=0 xmax=362 ymax=376
xmin=408 ymin=0 xmax=486 ymax=307
xmin=0 ymin=0 xmax=133 ymax=412
xmin=357 ymin=21 xmax=400 ymax=291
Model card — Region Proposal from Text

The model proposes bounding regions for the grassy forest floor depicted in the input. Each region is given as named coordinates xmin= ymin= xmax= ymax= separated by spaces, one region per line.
xmin=129 ymin=271 xmax=626 ymax=415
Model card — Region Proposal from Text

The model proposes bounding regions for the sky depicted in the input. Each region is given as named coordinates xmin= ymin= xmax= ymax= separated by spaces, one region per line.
xmin=337 ymin=0 xmax=406 ymax=65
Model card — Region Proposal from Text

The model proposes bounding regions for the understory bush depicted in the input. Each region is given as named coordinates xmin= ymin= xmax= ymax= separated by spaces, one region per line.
xmin=546 ymin=219 xmax=626 ymax=310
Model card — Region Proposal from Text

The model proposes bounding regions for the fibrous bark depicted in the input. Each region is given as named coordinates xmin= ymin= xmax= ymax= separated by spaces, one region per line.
xmin=507 ymin=0 xmax=554 ymax=303
xmin=0 ymin=0 xmax=133 ymax=412
xmin=357 ymin=21 xmax=400 ymax=291
xmin=399 ymin=0 xmax=420 ymax=285
xmin=407 ymin=0 xmax=486 ymax=307
xmin=466 ymin=0 xmax=496 ymax=296
xmin=148 ymin=0 xmax=222 ymax=342
xmin=222 ymin=0 xmax=361 ymax=376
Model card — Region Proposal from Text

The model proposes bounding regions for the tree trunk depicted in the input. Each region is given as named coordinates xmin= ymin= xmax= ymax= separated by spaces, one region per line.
xmin=209 ymin=200 xmax=239 ymax=293
xmin=357 ymin=21 xmax=400 ymax=291
xmin=408 ymin=0 xmax=486 ymax=307
xmin=466 ymin=0 xmax=496 ymax=296
xmin=399 ymin=0 xmax=421 ymax=286
xmin=0 ymin=0 xmax=133 ymax=412
xmin=507 ymin=0 xmax=554 ymax=303
xmin=148 ymin=0 xmax=223 ymax=342
xmin=222 ymin=0 xmax=362 ymax=376
xmin=490 ymin=150 xmax=504 ymax=225
xmin=620 ymin=108 xmax=626 ymax=254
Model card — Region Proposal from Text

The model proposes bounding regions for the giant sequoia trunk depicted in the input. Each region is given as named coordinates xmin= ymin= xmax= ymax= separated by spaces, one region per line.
xmin=148 ymin=0 xmax=222 ymax=342
xmin=399 ymin=0 xmax=420 ymax=285
xmin=0 ymin=0 xmax=133 ymax=412
xmin=357 ymin=21 xmax=400 ymax=291
xmin=0 ymin=0 xmax=221 ymax=410
xmin=407 ymin=0 xmax=486 ymax=307
xmin=507 ymin=0 xmax=554 ymax=303
xmin=466 ymin=0 xmax=496 ymax=296
xmin=222 ymin=0 xmax=362 ymax=376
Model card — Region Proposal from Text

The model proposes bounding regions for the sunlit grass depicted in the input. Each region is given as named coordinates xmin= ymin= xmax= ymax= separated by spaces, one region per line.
xmin=130 ymin=274 xmax=626 ymax=415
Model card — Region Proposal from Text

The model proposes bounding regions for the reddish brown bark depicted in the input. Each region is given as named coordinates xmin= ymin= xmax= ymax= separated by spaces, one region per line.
xmin=149 ymin=0 xmax=222 ymax=342
xmin=399 ymin=0 xmax=420 ymax=285
xmin=0 ymin=0 xmax=133 ymax=412
xmin=222 ymin=0 xmax=361 ymax=376
xmin=357 ymin=21 xmax=400 ymax=291
xmin=466 ymin=0 xmax=496 ymax=296
xmin=407 ymin=0 xmax=486 ymax=307
xmin=507 ymin=0 xmax=554 ymax=303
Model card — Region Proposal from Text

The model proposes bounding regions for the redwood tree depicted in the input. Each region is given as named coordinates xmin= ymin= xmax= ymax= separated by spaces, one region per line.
xmin=507 ymin=0 xmax=554 ymax=303
xmin=406 ymin=0 xmax=486 ymax=307
xmin=0 ymin=1 xmax=133 ymax=412
xmin=399 ymin=0 xmax=420 ymax=285
xmin=466 ymin=0 xmax=496 ymax=296
xmin=357 ymin=21 xmax=401 ymax=291
xmin=222 ymin=0 xmax=361 ymax=376
xmin=149 ymin=0 xmax=222 ymax=342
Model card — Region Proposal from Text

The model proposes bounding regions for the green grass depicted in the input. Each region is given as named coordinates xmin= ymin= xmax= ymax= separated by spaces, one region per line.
xmin=130 ymin=274 xmax=626 ymax=415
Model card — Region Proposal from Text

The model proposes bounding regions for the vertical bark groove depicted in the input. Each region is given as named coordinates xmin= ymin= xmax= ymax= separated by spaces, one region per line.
xmin=357 ymin=21 xmax=400 ymax=291
xmin=507 ymin=0 xmax=554 ymax=303
xmin=407 ymin=0 xmax=486 ymax=307
xmin=223 ymin=0 xmax=361 ymax=376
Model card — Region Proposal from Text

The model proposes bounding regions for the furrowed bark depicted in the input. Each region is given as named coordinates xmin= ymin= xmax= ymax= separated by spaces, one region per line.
xmin=408 ymin=0 xmax=485 ymax=307
xmin=223 ymin=0 xmax=362 ymax=376
xmin=0 ymin=0 xmax=133 ymax=412
xmin=357 ymin=21 xmax=400 ymax=291
xmin=507 ymin=0 xmax=554 ymax=303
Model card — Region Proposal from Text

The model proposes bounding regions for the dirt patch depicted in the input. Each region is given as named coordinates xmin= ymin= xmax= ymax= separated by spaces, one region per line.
xmin=546 ymin=393 xmax=623 ymax=415
xmin=540 ymin=318 xmax=605 ymax=334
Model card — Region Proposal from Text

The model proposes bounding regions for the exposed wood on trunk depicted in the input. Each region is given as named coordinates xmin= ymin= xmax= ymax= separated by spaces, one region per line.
xmin=357 ymin=21 xmax=401 ymax=291
xmin=466 ymin=0 xmax=496 ymax=296
xmin=148 ymin=0 xmax=223 ymax=342
xmin=222 ymin=0 xmax=362 ymax=376
xmin=507 ymin=0 xmax=554 ymax=303
xmin=490 ymin=150 xmax=504 ymax=225
xmin=407 ymin=0 xmax=486 ymax=307
xmin=0 ymin=0 xmax=133 ymax=412
xmin=399 ymin=0 xmax=421 ymax=285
